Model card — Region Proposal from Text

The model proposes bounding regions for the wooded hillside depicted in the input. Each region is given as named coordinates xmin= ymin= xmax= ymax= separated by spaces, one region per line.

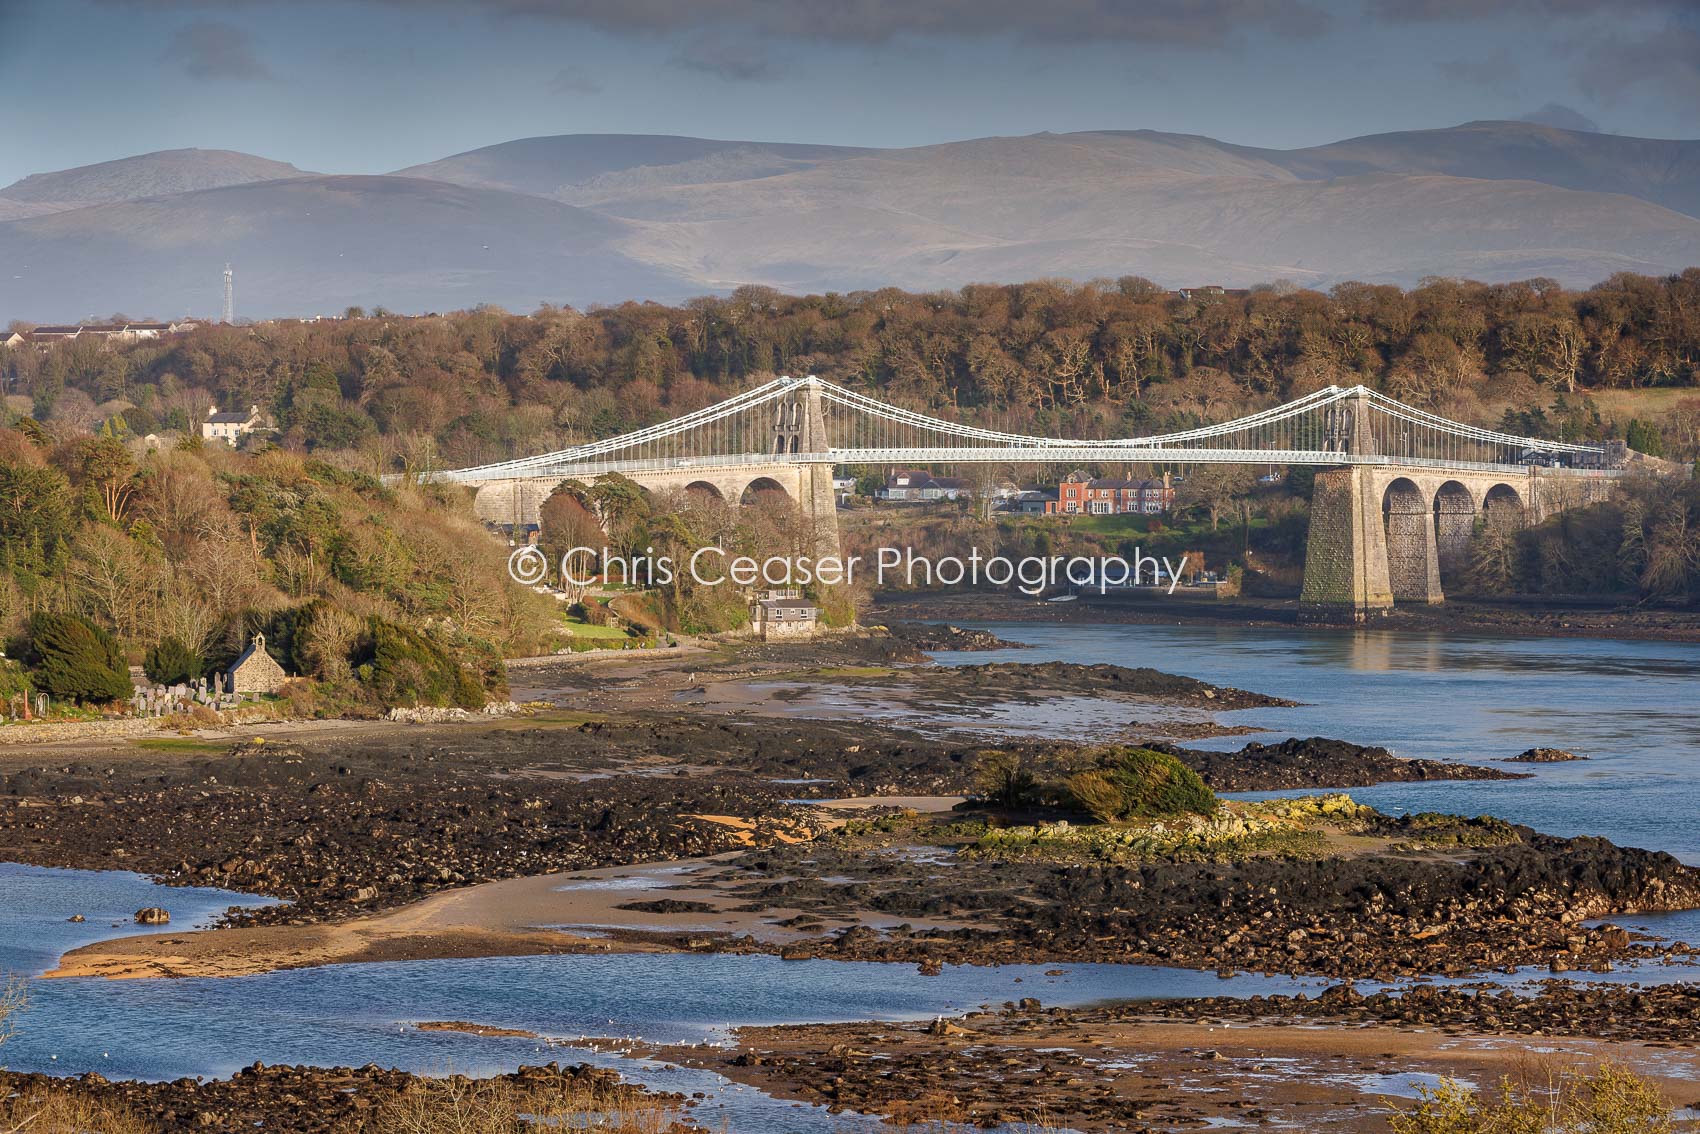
xmin=7 ymin=272 xmax=1700 ymax=469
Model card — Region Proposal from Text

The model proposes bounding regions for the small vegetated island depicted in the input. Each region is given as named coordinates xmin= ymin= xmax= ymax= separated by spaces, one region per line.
xmin=666 ymin=744 xmax=1697 ymax=978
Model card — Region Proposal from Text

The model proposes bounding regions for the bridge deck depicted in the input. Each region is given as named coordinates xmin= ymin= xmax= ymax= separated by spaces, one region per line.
xmin=434 ymin=448 xmax=1625 ymax=485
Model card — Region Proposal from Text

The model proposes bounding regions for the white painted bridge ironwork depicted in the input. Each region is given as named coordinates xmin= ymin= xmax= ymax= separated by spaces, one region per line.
xmin=433 ymin=375 xmax=1613 ymax=484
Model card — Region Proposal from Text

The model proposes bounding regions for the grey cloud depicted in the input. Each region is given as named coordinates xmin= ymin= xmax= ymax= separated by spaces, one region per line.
xmin=1575 ymin=22 xmax=1700 ymax=105
xmin=1374 ymin=0 xmax=1689 ymax=17
xmin=1436 ymin=48 xmax=1519 ymax=92
xmin=1374 ymin=0 xmax=1698 ymax=120
xmin=163 ymin=19 xmax=272 ymax=80
xmin=1519 ymin=102 xmax=1600 ymax=132
xmin=668 ymin=36 xmax=782 ymax=81
xmin=548 ymin=66 xmax=603 ymax=93
xmin=103 ymin=0 xmax=1332 ymax=47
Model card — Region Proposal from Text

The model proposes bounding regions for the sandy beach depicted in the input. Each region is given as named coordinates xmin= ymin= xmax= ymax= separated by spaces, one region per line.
xmin=45 ymin=836 xmax=969 ymax=980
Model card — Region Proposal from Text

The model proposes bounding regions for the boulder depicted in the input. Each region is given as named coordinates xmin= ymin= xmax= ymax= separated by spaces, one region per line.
xmin=134 ymin=907 xmax=170 ymax=925
xmin=1507 ymin=748 xmax=1586 ymax=763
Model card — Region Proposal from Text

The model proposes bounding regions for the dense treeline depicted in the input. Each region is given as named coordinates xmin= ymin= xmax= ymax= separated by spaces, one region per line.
xmin=0 ymin=425 xmax=551 ymax=711
xmin=6 ymin=272 xmax=1700 ymax=470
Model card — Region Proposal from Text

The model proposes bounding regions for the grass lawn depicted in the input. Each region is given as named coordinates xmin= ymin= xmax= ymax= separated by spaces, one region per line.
xmin=1586 ymin=387 xmax=1698 ymax=420
xmin=560 ymin=619 xmax=632 ymax=640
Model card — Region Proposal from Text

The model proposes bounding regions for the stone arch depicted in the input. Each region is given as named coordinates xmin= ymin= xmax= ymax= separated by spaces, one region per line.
xmin=1482 ymin=483 xmax=1526 ymax=530
xmin=683 ymin=480 xmax=724 ymax=502
xmin=1382 ymin=477 xmax=1441 ymax=604
xmin=740 ymin=476 xmax=792 ymax=506
xmin=1432 ymin=480 xmax=1476 ymax=583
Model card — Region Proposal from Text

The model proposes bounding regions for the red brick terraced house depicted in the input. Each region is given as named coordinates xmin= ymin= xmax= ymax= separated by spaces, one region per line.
xmin=1048 ymin=471 xmax=1175 ymax=516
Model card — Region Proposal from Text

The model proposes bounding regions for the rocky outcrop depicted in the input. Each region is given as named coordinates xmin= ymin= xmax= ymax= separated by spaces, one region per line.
xmin=1507 ymin=747 xmax=1587 ymax=762
xmin=880 ymin=623 xmax=1028 ymax=652
xmin=1164 ymin=736 xmax=1523 ymax=791
xmin=0 ymin=1061 xmax=673 ymax=1134
xmin=386 ymin=701 xmax=520 ymax=724
xmin=695 ymin=823 xmax=1700 ymax=978
xmin=1133 ymin=979 xmax=1700 ymax=1042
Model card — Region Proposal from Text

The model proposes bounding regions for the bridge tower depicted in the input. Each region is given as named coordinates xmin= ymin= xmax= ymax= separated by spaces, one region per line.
xmin=780 ymin=377 xmax=839 ymax=558
xmin=1299 ymin=388 xmax=1396 ymax=617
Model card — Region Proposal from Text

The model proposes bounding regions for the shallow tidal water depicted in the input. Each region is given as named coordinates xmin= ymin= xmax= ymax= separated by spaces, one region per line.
xmin=0 ymin=866 xmax=1337 ymax=1131
xmin=932 ymin=622 xmax=1700 ymax=864
xmin=2 ymin=622 xmax=1699 ymax=1127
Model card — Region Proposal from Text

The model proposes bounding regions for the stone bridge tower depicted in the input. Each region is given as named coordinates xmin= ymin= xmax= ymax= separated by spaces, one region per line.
xmin=783 ymin=377 xmax=840 ymax=558
xmin=1300 ymin=389 xmax=1397 ymax=615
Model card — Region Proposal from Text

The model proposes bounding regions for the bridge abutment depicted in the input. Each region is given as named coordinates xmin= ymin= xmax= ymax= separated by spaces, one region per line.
xmin=468 ymin=461 xmax=840 ymax=558
xmin=1300 ymin=464 xmax=1617 ymax=617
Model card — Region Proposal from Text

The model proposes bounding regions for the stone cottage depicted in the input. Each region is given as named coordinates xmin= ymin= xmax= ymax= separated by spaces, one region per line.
xmin=226 ymin=633 xmax=287 ymax=695
xmin=751 ymin=595 xmax=820 ymax=641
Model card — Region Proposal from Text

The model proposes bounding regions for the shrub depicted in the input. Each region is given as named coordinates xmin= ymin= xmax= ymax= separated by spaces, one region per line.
xmin=1066 ymin=747 xmax=1217 ymax=821
xmin=14 ymin=613 xmax=131 ymax=704
xmin=0 ymin=1087 xmax=154 ymax=1134
xmin=1392 ymin=1063 xmax=1671 ymax=1134
xmin=356 ymin=1075 xmax=679 ymax=1134
xmin=1064 ymin=770 xmax=1125 ymax=823
xmin=352 ymin=617 xmax=486 ymax=710
xmin=142 ymin=635 xmax=203 ymax=685
xmin=973 ymin=750 xmax=1044 ymax=809
xmin=0 ymin=657 xmax=30 ymax=702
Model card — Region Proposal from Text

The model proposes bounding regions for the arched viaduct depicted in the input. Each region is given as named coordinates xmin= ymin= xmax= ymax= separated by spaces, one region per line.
xmin=1299 ymin=464 xmax=1617 ymax=611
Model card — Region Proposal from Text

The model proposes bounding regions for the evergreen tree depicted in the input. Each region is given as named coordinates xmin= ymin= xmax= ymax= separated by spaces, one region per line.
xmin=16 ymin=613 xmax=132 ymax=704
xmin=143 ymin=636 xmax=203 ymax=685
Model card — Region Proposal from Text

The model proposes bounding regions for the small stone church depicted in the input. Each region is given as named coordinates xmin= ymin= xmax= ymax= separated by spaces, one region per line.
xmin=226 ymin=633 xmax=287 ymax=695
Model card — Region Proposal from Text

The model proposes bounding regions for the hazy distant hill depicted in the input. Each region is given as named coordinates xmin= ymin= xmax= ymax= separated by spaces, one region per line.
xmin=567 ymin=130 xmax=1700 ymax=293
xmin=0 ymin=198 xmax=61 ymax=222
xmin=0 ymin=175 xmax=693 ymax=318
xmin=394 ymin=134 xmax=874 ymax=199
xmin=2 ymin=122 xmax=1698 ymax=319
xmin=0 ymin=148 xmax=310 ymax=213
xmin=1225 ymin=121 xmax=1700 ymax=220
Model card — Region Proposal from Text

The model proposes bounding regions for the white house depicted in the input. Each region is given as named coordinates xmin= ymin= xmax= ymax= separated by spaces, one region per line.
xmin=202 ymin=405 xmax=263 ymax=446
xmin=880 ymin=470 xmax=969 ymax=502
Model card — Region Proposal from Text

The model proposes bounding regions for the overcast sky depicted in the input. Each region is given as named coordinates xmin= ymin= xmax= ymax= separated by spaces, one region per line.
xmin=1 ymin=0 xmax=1696 ymax=187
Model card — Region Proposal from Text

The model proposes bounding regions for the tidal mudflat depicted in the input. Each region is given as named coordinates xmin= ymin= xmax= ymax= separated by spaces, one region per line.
xmin=3 ymin=622 xmax=1699 ymax=1130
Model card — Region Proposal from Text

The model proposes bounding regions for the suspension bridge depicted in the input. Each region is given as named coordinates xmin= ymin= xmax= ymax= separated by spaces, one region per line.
xmin=436 ymin=375 xmax=1630 ymax=616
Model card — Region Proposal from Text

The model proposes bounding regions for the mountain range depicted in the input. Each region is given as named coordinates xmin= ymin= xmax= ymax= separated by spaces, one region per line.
xmin=3 ymin=121 xmax=1698 ymax=320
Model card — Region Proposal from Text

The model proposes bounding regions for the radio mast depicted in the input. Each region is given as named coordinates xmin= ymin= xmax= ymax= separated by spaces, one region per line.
xmin=221 ymin=264 xmax=234 ymax=324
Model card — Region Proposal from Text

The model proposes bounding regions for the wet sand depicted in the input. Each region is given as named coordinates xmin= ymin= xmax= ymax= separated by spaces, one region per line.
xmin=646 ymin=1012 xmax=1700 ymax=1131
xmin=45 ymin=851 xmax=970 ymax=980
